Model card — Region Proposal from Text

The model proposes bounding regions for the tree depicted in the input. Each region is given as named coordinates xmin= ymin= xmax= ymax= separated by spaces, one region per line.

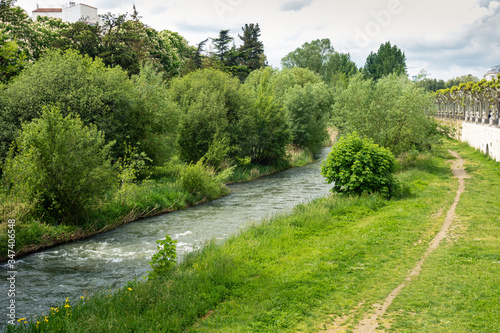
xmin=0 ymin=49 xmax=141 ymax=163
xmin=194 ymin=38 xmax=209 ymax=69
xmin=363 ymin=42 xmax=407 ymax=80
xmin=332 ymin=73 xmax=439 ymax=155
xmin=283 ymin=82 xmax=332 ymax=153
xmin=3 ymin=106 xmax=116 ymax=224
xmin=146 ymin=29 xmax=191 ymax=79
xmin=0 ymin=31 xmax=26 ymax=83
xmin=321 ymin=132 xmax=397 ymax=198
xmin=417 ymin=78 xmax=446 ymax=92
xmin=132 ymin=64 xmax=179 ymax=165
xmin=168 ymin=68 xmax=253 ymax=165
xmin=238 ymin=23 xmax=266 ymax=71
xmin=281 ymin=38 xmax=358 ymax=83
xmin=212 ymin=29 xmax=233 ymax=64
xmin=241 ymin=68 xmax=291 ymax=163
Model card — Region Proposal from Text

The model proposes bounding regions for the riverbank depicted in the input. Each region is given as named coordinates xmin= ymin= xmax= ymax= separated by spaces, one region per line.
xmin=8 ymin=139 xmax=499 ymax=332
xmin=0 ymin=145 xmax=318 ymax=262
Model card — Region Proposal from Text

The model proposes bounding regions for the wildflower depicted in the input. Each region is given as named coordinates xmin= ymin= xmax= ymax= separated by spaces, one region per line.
xmin=65 ymin=297 xmax=69 ymax=303
xmin=64 ymin=303 xmax=71 ymax=308
xmin=44 ymin=318 xmax=49 ymax=323
xmin=80 ymin=296 xmax=84 ymax=300
xmin=17 ymin=318 xmax=26 ymax=322
xmin=127 ymin=287 xmax=132 ymax=291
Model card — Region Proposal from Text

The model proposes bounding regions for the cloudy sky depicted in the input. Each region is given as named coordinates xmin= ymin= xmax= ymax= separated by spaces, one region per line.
xmin=16 ymin=0 xmax=500 ymax=80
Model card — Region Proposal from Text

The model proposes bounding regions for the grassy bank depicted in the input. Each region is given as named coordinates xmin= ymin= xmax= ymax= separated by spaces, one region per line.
xmin=7 ymin=139 xmax=498 ymax=332
xmin=0 ymin=147 xmax=315 ymax=261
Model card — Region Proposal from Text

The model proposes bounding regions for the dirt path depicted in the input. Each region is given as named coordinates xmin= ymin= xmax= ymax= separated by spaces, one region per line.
xmin=326 ymin=150 xmax=470 ymax=333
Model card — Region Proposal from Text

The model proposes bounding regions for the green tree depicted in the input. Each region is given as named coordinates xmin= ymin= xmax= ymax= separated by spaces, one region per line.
xmin=212 ymin=29 xmax=233 ymax=64
xmin=0 ymin=49 xmax=141 ymax=163
xmin=132 ymin=64 xmax=179 ymax=165
xmin=169 ymin=68 xmax=253 ymax=165
xmin=242 ymin=68 xmax=291 ymax=163
xmin=3 ymin=106 xmax=116 ymax=224
xmin=283 ymin=82 xmax=332 ymax=153
xmin=281 ymin=38 xmax=358 ymax=84
xmin=246 ymin=67 xmax=323 ymax=104
xmin=363 ymin=42 xmax=407 ymax=81
xmin=417 ymin=78 xmax=446 ymax=92
xmin=321 ymin=132 xmax=397 ymax=198
xmin=146 ymin=29 xmax=191 ymax=79
xmin=238 ymin=23 xmax=266 ymax=71
xmin=0 ymin=30 xmax=26 ymax=83
xmin=332 ymin=73 xmax=439 ymax=155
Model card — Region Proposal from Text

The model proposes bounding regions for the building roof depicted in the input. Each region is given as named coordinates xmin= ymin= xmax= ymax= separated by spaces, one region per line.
xmin=79 ymin=4 xmax=97 ymax=9
xmin=33 ymin=8 xmax=63 ymax=13
xmin=485 ymin=65 xmax=500 ymax=74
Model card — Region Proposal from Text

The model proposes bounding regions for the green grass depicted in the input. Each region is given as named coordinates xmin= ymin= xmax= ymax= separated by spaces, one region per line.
xmin=384 ymin=141 xmax=500 ymax=332
xmin=227 ymin=146 xmax=314 ymax=184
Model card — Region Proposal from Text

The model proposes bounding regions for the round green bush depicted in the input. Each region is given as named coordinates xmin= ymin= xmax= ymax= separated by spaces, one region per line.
xmin=321 ymin=132 xmax=398 ymax=198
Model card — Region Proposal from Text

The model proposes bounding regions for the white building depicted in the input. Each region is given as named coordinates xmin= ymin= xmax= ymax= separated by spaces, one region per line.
xmin=32 ymin=2 xmax=102 ymax=26
xmin=484 ymin=65 xmax=500 ymax=80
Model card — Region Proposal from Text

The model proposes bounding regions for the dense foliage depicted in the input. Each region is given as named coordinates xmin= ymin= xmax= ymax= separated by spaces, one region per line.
xmin=3 ymin=107 xmax=115 ymax=224
xmin=0 ymin=50 xmax=140 ymax=161
xmin=363 ymin=42 xmax=407 ymax=81
xmin=281 ymin=38 xmax=358 ymax=84
xmin=168 ymin=68 xmax=253 ymax=165
xmin=321 ymin=132 xmax=398 ymax=198
xmin=332 ymin=73 xmax=439 ymax=155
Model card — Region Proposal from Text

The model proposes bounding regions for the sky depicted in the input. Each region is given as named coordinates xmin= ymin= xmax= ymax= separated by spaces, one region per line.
xmin=15 ymin=0 xmax=500 ymax=81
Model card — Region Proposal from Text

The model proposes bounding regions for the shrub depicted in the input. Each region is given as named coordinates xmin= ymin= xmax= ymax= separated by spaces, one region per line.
xmin=3 ymin=106 xmax=116 ymax=224
xmin=179 ymin=161 xmax=231 ymax=201
xmin=321 ymin=132 xmax=398 ymax=198
xmin=147 ymin=234 xmax=178 ymax=280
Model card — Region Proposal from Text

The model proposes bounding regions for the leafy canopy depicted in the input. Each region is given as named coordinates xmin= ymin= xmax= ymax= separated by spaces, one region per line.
xmin=321 ymin=132 xmax=397 ymax=198
xmin=363 ymin=41 xmax=407 ymax=81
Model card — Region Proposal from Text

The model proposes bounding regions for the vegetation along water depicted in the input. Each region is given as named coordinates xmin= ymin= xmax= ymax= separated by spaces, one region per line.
xmin=1 ymin=1 xmax=499 ymax=331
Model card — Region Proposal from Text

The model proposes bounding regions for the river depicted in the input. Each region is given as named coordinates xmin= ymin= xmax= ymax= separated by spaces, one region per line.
xmin=0 ymin=147 xmax=332 ymax=329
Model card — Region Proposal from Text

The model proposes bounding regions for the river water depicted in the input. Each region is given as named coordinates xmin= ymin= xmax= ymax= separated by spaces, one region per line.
xmin=1 ymin=147 xmax=332 ymax=328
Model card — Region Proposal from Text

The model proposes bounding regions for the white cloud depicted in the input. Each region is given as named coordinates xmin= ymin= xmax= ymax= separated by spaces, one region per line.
xmin=281 ymin=0 xmax=315 ymax=12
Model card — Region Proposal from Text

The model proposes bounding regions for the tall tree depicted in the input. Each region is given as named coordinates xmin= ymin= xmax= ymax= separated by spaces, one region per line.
xmin=212 ymin=29 xmax=233 ymax=64
xmin=194 ymin=38 xmax=209 ymax=69
xmin=281 ymin=38 xmax=358 ymax=83
xmin=363 ymin=42 xmax=407 ymax=81
xmin=238 ymin=23 xmax=266 ymax=71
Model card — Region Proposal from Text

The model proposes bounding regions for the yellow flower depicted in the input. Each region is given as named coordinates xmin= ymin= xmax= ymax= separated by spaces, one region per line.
xmin=17 ymin=318 xmax=26 ymax=322
xmin=127 ymin=287 xmax=132 ymax=291
xmin=44 ymin=318 xmax=49 ymax=323
xmin=80 ymin=296 xmax=84 ymax=300
xmin=65 ymin=297 xmax=69 ymax=303
xmin=64 ymin=303 xmax=71 ymax=308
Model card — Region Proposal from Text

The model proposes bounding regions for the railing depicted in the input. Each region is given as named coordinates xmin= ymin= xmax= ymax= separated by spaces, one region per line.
xmin=434 ymin=104 xmax=500 ymax=127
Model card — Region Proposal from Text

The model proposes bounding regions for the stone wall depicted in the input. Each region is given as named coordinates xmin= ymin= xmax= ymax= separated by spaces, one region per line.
xmin=461 ymin=122 xmax=500 ymax=162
